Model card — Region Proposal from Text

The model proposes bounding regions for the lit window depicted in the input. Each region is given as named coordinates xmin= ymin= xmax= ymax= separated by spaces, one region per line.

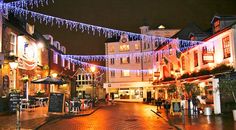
xmin=170 ymin=63 xmax=173 ymax=71
xmin=134 ymin=43 xmax=139 ymax=50
xmin=109 ymin=45 xmax=115 ymax=52
xmin=222 ymin=36 xmax=231 ymax=59
xmin=122 ymin=70 xmax=130 ymax=77
xmin=135 ymin=56 xmax=140 ymax=63
xmin=9 ymin=33 xmax=17 ymax=55
xmin=202 ymin=45 xmax=214 ymax=64
xmin=53 ymin=51 xmax=58 ymax=64
xmin=119 ymin=44 xmax=129 ymax=51
xmin=169 ymin=45 xmax=172 ymax=55
xmin=136 ymin=70 xmax=141 ymax=76
xmin=120 ymin=57 xmax=130 ymax=64
xmin=61 ymin=57 xmax=65 ymax=67
xmin=111 ymin=70 xmax=115 ymax=77
xmin=72 ymin=63 xmax=75 ymax=71
xmin=110 ymin=58 xmax=115 ymax=64
xmin=67 ymin=60 xmax=71 ymax=70
xmin=148 ymin=69 xmax=153 ymax=75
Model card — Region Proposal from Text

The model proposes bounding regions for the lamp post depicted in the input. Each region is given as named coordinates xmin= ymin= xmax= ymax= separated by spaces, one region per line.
xmin=9 ymin=61 xmax=20 ymax=130
xmin=90 ymin=65 xmax=96 ymax=107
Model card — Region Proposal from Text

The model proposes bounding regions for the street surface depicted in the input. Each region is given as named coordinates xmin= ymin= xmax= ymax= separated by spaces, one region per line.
xmin=39 ymin=102 xmax=174 ymax=130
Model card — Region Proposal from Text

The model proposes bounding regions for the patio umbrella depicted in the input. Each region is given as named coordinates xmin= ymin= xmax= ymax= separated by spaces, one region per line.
xmin=31 ymin=76 xmax=67 ymax=85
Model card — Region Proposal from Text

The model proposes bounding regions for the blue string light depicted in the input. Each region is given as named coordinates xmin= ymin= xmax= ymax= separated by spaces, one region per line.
xmin=69 ymin=58 xmax=151 ymax=73
xmin=2 ymin=4 xmax=204 ymax=48
xmin=5 ymin=0 xmax=54 ymax=9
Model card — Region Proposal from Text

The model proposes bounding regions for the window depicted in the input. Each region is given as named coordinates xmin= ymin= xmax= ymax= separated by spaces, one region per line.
xmin=61 ymin=57 xmax=65 ymax=67
xmin=111 ymin=70 xmax=115 ymax=77
xmin=120 ymin=57 xmax=130 ymax=64
xmin=9 ymin=33 xmax=17 ymax=55
xmin=135 ymin=56 xmax=141 ymax=63
xmin=110 ymin=58 xmax=115 ymax=64
xmin=121 ymin=70 xmax=130 ymax=77
xmin=156 ymin=53 xmax=159 ymax=62
xmin=170 ymin=63 xmax=173 ymax=71
xmin=169 ymin=45 xmax=173 ymax=55
xmin=222 ymin=36 xmax=231 ymax=59
xmin=67 ymin=60 xmax=71 ymax=70
xmin=182 ymin=57 xmax=186 ymax=71
xmin=148 ymin=69 xmax=153 ymax=76
xmin=143 ymin=56 xmax=150 ymax=63
xmin=136 ymin=70 xmax=141 ymax=76
xmin=109 ymin=45 xmax=115 ymax=52
xmin=119 ymin=44 xmax=129 ymax=51
xmin=134 ymin=43 xmax=139 ymax=50
xmin=194 ymin=51 xmax=198 ymax=67
xmin=147 ymin=43 xmax=150 ymax=49
xmin=72 ymin=63 xmax=75 ymax=71
xmin=53 ymin=51 xmax=58 ymax=64
xmin=202 ymin=45 xmax=214 ymax=64
xmin=214 ymin=20 xmax=220 ymax=33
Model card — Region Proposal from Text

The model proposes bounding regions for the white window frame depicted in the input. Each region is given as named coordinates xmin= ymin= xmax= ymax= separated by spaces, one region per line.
xmin=9 ymin=33 xmax=17 ymax=56
xmin=53 ymin=51 xmax=58 ymax=64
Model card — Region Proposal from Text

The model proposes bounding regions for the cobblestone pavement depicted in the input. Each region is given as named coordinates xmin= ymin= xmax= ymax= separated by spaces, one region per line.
xmin=39 ymin=102 xmax=174 ymax=130
xmin=0 ymin=107 xmax=48 ymax=130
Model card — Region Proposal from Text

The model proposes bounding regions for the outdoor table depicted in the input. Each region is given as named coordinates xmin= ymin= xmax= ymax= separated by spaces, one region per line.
xmin=35 ymin=97 xmax=48 ymax=107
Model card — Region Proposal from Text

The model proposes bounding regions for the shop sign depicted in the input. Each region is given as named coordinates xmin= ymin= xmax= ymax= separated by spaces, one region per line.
xmin=203 ymin=54 xmax=214 ymax=63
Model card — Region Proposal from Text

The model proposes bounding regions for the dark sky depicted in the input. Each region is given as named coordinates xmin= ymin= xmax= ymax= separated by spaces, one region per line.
xmin=16 ymin=0 xmax=236 ymax=55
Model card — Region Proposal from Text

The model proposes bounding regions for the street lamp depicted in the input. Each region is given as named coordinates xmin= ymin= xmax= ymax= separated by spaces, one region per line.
xmin=90 ymin=65 xmax=96 ymax=107
xmin=9 ymin=61 xmax=20 ymax=130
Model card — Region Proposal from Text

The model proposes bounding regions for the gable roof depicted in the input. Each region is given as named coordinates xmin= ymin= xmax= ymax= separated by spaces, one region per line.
xmin=172 ymin=23 xmax=208 ymax=40
xmin=211 ymin=15 xmax=236 ymax=24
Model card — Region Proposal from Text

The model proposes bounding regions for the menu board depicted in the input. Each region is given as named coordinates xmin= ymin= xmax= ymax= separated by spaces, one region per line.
xmin=48 ymin=93 xmax=65 ymax=113
xmin=9 ymin=93 xmax=20 ymax=112
xmin=170 ymin=99 xmax=182 ymax=116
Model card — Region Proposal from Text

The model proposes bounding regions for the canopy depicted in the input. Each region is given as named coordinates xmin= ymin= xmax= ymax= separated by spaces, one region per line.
xmin=31 ymin=76 xmax=67 ymax=85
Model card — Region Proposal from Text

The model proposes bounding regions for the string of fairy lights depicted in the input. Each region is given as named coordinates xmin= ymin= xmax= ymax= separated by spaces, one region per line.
xmin=0 ymin=0 xmax=211 ymax=72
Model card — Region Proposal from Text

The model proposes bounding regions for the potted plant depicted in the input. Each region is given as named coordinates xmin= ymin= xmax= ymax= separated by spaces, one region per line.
xmin=218 ymin=73 xmax=236 ymax=121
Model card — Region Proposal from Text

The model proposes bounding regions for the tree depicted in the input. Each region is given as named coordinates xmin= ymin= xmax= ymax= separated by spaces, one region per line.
xmin=218 ymin=74 xmax=236 ymax=105
xmin=184 ymin=83 xmax=200 ymax=98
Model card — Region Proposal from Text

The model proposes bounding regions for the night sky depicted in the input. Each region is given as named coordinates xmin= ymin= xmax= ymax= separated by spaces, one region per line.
xmin=11 ymin=0 xmax=236 ymax=55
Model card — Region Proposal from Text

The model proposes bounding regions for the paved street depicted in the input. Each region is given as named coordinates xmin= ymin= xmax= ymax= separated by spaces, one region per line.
xmin=39 ymin=102 xmax=174 ymax=130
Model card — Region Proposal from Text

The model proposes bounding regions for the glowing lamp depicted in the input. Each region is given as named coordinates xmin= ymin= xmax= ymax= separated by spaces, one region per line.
xmin=9 ymin=62 xmax=18 ymax=70
xmin=90 ymin=65 xmax=96 ymax=73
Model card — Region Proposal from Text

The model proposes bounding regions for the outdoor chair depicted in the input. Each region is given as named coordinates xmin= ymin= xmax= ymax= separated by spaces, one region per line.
xmin=28 ymin=99 xmax=36 ymax=112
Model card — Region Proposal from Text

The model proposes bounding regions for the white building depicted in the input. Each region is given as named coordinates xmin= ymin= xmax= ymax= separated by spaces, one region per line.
xmin=103 ymin=25 xmax=179 ymax=102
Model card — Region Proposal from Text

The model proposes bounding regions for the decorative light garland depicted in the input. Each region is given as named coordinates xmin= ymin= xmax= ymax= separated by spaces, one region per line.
xmin=5 ymin=0 xmax=54 ymax=9
xmin=2 ymin=4 xmax=204 ymax=48
xmin=62 ymin=44 xmax=198 ymax=61
xmin=68 ymin=57 xmax=151 ymax=73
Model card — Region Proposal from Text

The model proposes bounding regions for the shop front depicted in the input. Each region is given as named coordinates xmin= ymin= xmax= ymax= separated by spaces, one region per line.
xmin=104 ymin=82 xmax=153 ymax=102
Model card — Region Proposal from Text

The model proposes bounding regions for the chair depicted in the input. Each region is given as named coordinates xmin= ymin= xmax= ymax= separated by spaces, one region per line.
xmin=20 ymin=99 xmax=29 ymax=111
xmin=28 ymin=99 xmax=36 ymax=112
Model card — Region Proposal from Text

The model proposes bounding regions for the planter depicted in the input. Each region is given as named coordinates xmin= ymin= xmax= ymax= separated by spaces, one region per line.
xmin=233 ymin=110 xmax=236 ymax=121
xmin=204 ymin=107 xmax=212 ymax=116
